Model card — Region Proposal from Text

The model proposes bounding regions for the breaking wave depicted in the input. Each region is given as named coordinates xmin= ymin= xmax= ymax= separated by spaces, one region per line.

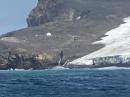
xmin=51 ymin=66 xmax=69 ymax=70
xmin=96 ymin=66 xmax=130 ymax=70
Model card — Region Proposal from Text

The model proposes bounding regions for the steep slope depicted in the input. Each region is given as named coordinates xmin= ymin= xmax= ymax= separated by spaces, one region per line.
xmin=1 ymin=0 xmax=130 ymax=69
xmin=68 ymin=17 xmax=130 ymax=68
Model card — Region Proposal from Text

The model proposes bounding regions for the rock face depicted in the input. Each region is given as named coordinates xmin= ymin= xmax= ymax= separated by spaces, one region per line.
xmin=0 ymin=47 xmax=57 ymax=70
xmin=1 ymin=0 xmax=130 ymax=69
xmin=27 ymin=0 xmax=91 ymax=27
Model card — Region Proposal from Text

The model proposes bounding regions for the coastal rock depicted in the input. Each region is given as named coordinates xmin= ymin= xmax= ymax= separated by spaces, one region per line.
xmin=0 ymin=48 xmax=58 ymax=70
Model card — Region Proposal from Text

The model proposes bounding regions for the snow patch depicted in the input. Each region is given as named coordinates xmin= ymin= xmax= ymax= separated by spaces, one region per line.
xmin=70 ymin=59 xmax=93 ymax=66
xmin=1 ymin=37 xmax=20 ymax=43
xmin=0 ymin=37 xmax=26 ymax=43
xmin=88 ymin=17 xmax=130 ymax=58
xmin=46 ymin=32 xmax=52 ymax=37
xmin=76 ymin=16 xmax=81 ymax=20
xmin=71 ymin=16 xmax=130 ymax=65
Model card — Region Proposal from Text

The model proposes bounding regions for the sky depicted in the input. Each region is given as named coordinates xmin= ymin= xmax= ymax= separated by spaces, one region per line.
xmin=0 ymin=0 xmax=37 ymax=34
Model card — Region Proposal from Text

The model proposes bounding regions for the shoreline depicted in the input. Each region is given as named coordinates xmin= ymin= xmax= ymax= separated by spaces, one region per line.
xmin=1 ymin=66 xmax=130 ymax=71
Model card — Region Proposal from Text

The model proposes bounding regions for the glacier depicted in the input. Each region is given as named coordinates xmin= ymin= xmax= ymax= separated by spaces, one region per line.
xmin=68 ymin=17 xmax=130 ymax=67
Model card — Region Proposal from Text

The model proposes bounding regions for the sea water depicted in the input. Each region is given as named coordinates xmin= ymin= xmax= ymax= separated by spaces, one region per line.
xmin=0 ymin=67 xmax=130 ymax=97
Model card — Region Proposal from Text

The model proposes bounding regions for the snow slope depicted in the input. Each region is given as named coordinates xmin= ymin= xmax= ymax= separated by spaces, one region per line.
xmin=71 ymin=17 xmax=130 ymax=65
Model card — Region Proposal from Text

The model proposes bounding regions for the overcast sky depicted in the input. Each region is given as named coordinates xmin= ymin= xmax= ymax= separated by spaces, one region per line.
xmin=0 ymin=0 xmax=37 ymax=34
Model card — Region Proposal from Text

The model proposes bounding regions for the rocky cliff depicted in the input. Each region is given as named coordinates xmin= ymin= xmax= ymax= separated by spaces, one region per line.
xmin=27 ymin=0 xmax=91 ymax=27
xmin=1 ymin=0 xmax=130 ymax=70
xmin=27 ymin=0 xmax=130 ymax=27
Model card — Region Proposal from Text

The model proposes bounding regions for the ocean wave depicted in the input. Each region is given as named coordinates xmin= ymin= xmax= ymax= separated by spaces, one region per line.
xmin=96 ymin=66 xmax=130 ymax=70
xmin=15 ymin=69 xmax=26 ymax=71
xmin=0 ymin=69 xmax=31 ymax=72
xmin=51 ymin=66 xmax=69 ymax=70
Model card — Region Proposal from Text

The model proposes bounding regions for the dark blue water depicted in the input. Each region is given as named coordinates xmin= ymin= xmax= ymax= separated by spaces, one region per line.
xmin=0 ymin=68 xmax=130 ymax=97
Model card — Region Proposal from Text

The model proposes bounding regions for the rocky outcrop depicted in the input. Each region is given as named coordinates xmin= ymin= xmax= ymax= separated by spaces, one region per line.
xmin=27 ymin=0 xmax=91 ymax=27
xmin=0 ymin=48 xmax=58 ymax=70
xmin=27 ymin=0 xmax=130 ymax=27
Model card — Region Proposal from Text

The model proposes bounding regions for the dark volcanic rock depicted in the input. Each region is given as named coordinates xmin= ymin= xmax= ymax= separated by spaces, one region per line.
xmin=0 ymin=47 xmax=58 ymax=70
xmin=27 ymin=0 xmax=130 ymax=27
xmin=27 ymin=0 xmax=90 ymax=27
xmin=27 ymin=0 xmax=92 ymax=27
xmin=1 ymin=0 xmax=130 ymax=69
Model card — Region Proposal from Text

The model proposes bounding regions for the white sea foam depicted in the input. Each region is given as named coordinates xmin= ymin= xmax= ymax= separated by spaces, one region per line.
xmin=15 ymin=69 xmax=26 ymax=71
xmin=71 ymin=16 xmax=130 ymax=65
xmin=51 ymin=66 xmax=69 ymax=70
xmin=96 ymin=66 xmax=130 ymax=70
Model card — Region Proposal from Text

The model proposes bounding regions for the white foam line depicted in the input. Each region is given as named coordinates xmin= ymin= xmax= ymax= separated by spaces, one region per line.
xmin=96 ymin=66 xmax=130 ymax=70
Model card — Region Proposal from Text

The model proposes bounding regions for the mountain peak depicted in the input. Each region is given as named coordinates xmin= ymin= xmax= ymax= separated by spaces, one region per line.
xmin=27 ymin=0 xmax=90 ymax=27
